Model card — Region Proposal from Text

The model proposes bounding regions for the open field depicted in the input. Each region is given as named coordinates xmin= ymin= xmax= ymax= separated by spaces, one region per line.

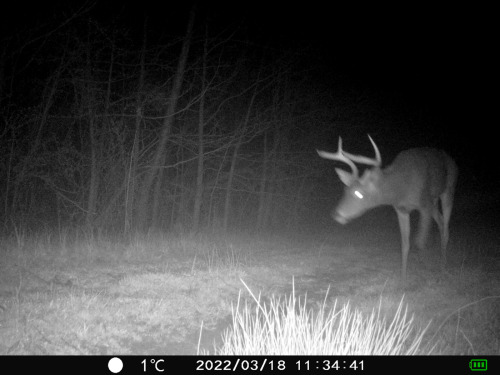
xmin=1 ymin=216 xmax=499 ymax=355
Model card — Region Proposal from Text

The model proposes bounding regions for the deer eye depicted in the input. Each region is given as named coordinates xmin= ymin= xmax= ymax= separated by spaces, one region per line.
xmin=354 ymin=190 xmax=363 ymax=199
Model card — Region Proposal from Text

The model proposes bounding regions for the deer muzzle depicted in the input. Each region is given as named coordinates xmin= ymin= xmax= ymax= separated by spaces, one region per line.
xmin=333 ymin=212 xmax=349 ymax=225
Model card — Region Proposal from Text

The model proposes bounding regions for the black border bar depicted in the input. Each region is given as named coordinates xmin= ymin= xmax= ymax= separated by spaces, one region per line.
xmin=0 ymin=355 xmax=496 ymax=374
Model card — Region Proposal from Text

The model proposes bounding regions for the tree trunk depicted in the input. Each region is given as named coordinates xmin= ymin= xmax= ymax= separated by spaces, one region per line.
xmin=192 ymin=28 xmax=208 ymax=233
xmin=136 ymin=9 xmax=195 ymax=231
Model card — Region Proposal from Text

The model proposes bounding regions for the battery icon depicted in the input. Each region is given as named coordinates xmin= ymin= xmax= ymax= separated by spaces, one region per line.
xmin=469 ymin=359 xmax=487 ymax=371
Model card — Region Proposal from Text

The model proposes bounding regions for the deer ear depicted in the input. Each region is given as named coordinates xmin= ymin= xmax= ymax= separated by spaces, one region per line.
xmin=335 ymin=168 xmax=354 ymax=186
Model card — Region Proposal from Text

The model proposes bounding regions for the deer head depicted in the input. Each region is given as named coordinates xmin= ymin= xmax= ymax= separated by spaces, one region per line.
xmin=317 ymin=135 xmax=382 ymax=224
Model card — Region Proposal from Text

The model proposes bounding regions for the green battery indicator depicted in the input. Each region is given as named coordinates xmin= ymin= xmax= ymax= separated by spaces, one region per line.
xmin=469 ymin=359 xmax=487 ymax=371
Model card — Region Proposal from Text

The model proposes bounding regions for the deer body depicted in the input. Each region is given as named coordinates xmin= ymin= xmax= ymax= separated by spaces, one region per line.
xmin=318 ymin=137 xmax=458 ymax=283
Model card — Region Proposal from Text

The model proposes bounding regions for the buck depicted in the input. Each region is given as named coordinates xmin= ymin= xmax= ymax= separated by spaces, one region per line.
xmin=317 ymin=136 xmax=458 ymax=283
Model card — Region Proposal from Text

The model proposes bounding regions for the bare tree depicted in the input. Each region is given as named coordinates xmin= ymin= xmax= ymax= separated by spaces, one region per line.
xmin=136 ymin=9 xmax=195 ymax=231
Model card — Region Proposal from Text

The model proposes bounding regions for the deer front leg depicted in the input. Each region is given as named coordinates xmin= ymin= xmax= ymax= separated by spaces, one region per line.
xmin=396 ymin=209 xmax=411 ymax=283
xmin=416 ymin=209 xmax=432 ymax=252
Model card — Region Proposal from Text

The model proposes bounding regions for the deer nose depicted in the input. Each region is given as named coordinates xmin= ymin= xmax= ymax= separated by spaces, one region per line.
xmin=333 ymin=212 xmax=348 ymax=225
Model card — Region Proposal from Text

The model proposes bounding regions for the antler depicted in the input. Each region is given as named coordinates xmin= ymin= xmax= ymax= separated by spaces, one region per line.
xmin=341 ymin=135 xmax=382 ymax=167
xmin=317 ymin=137 xmax=359 ymax=179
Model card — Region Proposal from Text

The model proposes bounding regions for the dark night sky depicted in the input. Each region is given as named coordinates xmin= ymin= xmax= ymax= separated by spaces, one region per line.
xmin=0 ymin=1 xmax=495 ymax=183
xmin=106 ymin=2 xmax=492 ymax=178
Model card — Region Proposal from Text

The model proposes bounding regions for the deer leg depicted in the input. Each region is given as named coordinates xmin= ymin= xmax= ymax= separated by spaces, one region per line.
xmin=439 ymin=192 xmax=453 ymax=263
xmin=416 ymin=209 xmax=432 ymax=252
xmin=396 ymin=209 xmax=410 ymax=283
xmin=431 ymin=200 xmax=446 ymax=268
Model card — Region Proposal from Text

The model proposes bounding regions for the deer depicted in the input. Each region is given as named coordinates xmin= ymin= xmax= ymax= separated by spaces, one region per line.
xmin=317 ymin=135 xmax=458 ymax=283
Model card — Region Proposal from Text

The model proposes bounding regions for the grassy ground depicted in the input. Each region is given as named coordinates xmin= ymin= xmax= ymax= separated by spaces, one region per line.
xmin=0 ymin=225 xmax=499 ymax=354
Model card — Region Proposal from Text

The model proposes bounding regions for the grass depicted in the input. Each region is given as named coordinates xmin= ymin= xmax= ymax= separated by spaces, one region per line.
xmin=207 ymin=279 xmax=430 ymax=355
xmin=0 ymin=228 xmax=499 ymax=354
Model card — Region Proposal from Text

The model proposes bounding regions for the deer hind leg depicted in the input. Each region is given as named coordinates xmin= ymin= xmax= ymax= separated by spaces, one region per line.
xmin=438 ymin=192 xmax=454 ymax=263
xmin=431 ymin=198 xmax=446 ymax=263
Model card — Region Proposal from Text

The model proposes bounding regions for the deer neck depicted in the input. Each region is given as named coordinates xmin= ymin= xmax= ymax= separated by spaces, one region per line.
xmin=376 ymin=166 xmax=410 ymax=208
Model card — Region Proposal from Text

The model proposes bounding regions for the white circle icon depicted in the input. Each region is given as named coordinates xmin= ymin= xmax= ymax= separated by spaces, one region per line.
xmin=108 ymin=357 xmax=124 ymax=373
